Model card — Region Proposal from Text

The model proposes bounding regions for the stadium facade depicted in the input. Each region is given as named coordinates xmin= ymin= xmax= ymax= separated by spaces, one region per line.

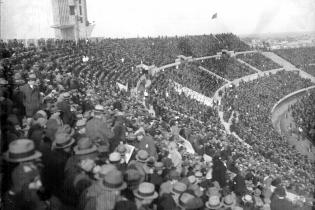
xmin=51 ymin=0 xmax=94 ymax=40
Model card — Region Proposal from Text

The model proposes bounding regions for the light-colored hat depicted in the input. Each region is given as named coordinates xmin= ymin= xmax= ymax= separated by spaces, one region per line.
xmin=135 ymin=150 xmax=150 ymax=163
xmin=4 ymin=139 xmax=42 ymax=162
xmin=36 ymin=110 xmax=48 ymax=120
xmin=222 ymin=194 xmax=236 ymax=208
xmin=242 ymin=194 xmax=253 ymax=203
xmin=172 ymin=182 xmax=187 ymax=194
xmin=73 ymin=137 xmax=98 ymax=155
xmin=205 ymin=196 xmax=223 ymax=209
xmin=195 ymin=171 xmax=203 ymax=179
xmin=54 ymin=133 xmax=75 ymax=149
xmin=62 ymin=92 xmax=70 ymax=99
xmin=94 ymin=104 xmax=104 ymax=112
xmin=206 ymin=186 xmax=221 ymax=197
xmin=134 ymin=182 xmax=158 ymax=200
xmin=108 ymin=152 xmax=124 ymax=164
xmin=94 ymin=164 xmax=117 ymax=180
xmin=28 ymin=74 xmax=36 ymax=80
xmin=76 ymin=119 xmax=86 ymax=128
xmin=0 ymin=78 xmax=8 ymax=85
xmin=188 ymin=175 xmax=197 ymax=185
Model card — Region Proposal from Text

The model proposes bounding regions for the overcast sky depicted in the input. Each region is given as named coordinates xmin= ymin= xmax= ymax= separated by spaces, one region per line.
xmin=1 ymin=0 xmax=315 ymax=39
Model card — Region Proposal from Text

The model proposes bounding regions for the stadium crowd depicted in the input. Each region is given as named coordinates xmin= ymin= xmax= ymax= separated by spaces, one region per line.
xmin=290 ymin=89 xmax=315 ymax=145
xmin=236 ymin=53 xmax=282 ymax=72
xmin=274 ymin=47 xmax=315 ymax=76
xmin=166 ymin=64 xmax=226 ymax=97
xmin=222 ymin=71 xmax=315 ymax=198
xmin=0 ymin=37 xmax=314 ymax=210
xmin=198 ymin=56 xmax=255 ymax=81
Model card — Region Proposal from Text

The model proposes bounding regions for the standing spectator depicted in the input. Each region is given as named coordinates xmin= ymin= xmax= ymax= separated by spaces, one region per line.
xmin=133 ymin=182 xmax=158 ymax=210
xmin=270 ymin=186 xmax=295 ymax=210
xmin=20 ymin=74 xmax=41 ymax=118
xmin=80 ymin=169 xmax=127 ymax=210
xmin=2 ymin=139 xmax=44 ymax=210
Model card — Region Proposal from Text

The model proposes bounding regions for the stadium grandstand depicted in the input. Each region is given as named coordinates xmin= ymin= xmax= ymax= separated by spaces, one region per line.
xmin=0 ymin=1 xmax=315 ymax=210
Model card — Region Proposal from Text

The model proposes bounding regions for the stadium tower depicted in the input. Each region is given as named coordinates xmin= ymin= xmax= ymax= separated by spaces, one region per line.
xmin=51 ymin=0 xmax=94 ymax=41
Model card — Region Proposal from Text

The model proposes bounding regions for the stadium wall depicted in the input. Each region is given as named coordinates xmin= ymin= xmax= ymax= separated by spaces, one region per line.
xmin=271 ymin=85 xmax=315 ymax=127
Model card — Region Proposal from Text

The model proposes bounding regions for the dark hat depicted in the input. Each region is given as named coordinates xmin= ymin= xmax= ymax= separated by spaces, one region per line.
xmin=178 ymin=191 xmax=204 ymax=210
xmin=4 ymin=139 xmax=42 ymax=163
xmin=102 ymin=169 xmax=127 ymax=191
xmin=271 ymin=177 xmax=282 ymax=187
xmin=274 ymin=186 xmax=286 ymax=198
xmin=125 ymin=168 xmax=142 ymax=186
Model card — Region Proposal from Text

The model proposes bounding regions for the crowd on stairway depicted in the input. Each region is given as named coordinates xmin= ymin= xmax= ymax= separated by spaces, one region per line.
xmin=236 ymin=53 xmax=282 ymax=72
xmin=274 ymin=47 xmax=315 ymax=76
xmin=0 ymin=37 xmax=314 ymax=210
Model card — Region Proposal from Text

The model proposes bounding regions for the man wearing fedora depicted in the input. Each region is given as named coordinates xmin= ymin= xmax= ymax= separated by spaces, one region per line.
xmin=56 ymin=92 xmax=77 ymax=127
xmin=20 ymin=73 xmax=41 ymax=118
xmin=107 ymin=151 xmax=127 ymax=172
xmin=135 ymin=128 xmax=158 ymax=160
xmin=41 ymin=132 xmax=75 ymax=208
xmin=2 ymin=139 xmax=46 ymax=210
xmin=157 ymin=181 xmax=187 ymax=210
xmin=270 ymin=186 xmax=295 ymax=210
xmin=80 ymin=169 xmax=127 ymax=210
xmin=134 ymin=182 xmax=158 ymax=210
xmin=86 ymin=104 xmax=114 ymax=151
xmin=62 ymin=137 xmax=99 ymax=205
xmin=109 ymin=112 xmax=127 ymax=153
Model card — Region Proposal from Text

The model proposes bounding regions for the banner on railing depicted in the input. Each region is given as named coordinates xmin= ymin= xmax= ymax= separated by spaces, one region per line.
xmin=116 ymin=82 xmax=128 ymax=91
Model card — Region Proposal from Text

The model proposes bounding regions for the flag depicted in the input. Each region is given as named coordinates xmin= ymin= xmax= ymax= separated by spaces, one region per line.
xmin=211 ymin=13 xmax=217 ymax=19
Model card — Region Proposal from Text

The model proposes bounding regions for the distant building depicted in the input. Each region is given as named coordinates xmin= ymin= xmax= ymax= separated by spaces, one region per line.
xmin=51 ymin=0 xmax=94 ymax=40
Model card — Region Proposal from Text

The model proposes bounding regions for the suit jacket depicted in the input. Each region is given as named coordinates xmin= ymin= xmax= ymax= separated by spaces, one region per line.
xmin=138 ymin=135 xmax=158 ymax=159
xmin=270 ymin=197 xmax=295 ymax=210
xmin=20 ymin=84 xmax=41 ymax=117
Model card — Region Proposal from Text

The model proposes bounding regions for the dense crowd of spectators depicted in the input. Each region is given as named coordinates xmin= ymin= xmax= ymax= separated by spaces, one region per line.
xmin=198 ymin=56 xmax=255 ymax=81
xmin=222 ymin=71 xmax=315 ymax=198
xmin=274 ymin=47 xmax=315 ymax=76
xmin=0 ymin=36 xmax=314 ymax=210
xmin=236 ymin=53 xmax=282 ymax=71
xmin=164 ymin=64 xmax=226 ymax=97
xmin=290 ymin=89 xmax=315 ymax=145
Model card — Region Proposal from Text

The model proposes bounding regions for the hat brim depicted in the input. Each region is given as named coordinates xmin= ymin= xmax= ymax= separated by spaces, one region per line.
xmin=3 ymin=150 xmax=42 ymax=163
xmin=134 ymin=191 xmax=158 ymax=200
xmin=106 ymin=158 xmax=125 ymax=165
xmin=73 ymin=145 xmax=98 ymax=155
xmin=101 ymin=181 xmax=127 ymax=191
xmin=223 ymin=200 xmax=236 ymax=207
xmin=55 ymin=138 xmax=75 ymax=149
xmin=205 ymin=201 xmax=223 ymax=209
xmin=135 ymin=154 xmax=149 ymax=163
